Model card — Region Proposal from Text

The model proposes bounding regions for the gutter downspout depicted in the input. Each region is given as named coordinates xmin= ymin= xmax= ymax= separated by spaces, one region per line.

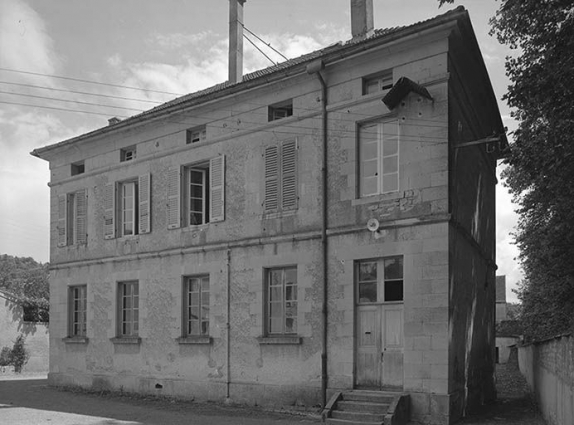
xmin=226 ymin=247 xmax=231 ymax=399
xmin=306 ymin=59 xmax=328 ymax=408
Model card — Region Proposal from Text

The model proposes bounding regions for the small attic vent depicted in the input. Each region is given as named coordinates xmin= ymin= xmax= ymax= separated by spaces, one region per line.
xmin=108 ymin=117 xmax=122 ymax=126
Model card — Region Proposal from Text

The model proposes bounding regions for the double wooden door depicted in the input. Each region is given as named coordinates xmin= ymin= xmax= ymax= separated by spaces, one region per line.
xmin=356 ymin=303 xmax=404 ymax=389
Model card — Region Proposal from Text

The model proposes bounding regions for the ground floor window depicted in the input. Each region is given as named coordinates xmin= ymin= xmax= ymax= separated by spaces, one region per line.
xmin=69 ymin=285 xmax=87 ymax=337
xmin=266 ymin=266 xmax=298 ymax=335
xmin=183 ymin=275 xmax=210 ymax=336
xmin=118 ymin=281 xmax=139 ymax=337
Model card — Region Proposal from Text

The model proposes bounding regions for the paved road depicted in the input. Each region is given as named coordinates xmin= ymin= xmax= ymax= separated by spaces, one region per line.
xmin=0 ymin=376 xmax=319 ymax=425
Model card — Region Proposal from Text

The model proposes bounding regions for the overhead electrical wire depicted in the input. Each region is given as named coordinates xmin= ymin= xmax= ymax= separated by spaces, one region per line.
xmin=0 ymin=67 xmax=183 ymax=96
xmin=243 ymin=33 xmax=277 ymax=65
xmin=0 ymin=100 xmax=131 ymax=119
xmin=0 ymin=81 xmax=163 ymax=104
xmin=0 ymin=90 xmax=145 ymax=112
xmin=240 ymin=22 xmax=289 ymax=62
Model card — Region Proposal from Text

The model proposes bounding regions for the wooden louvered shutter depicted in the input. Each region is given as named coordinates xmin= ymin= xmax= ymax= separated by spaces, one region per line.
xmin=57 ymin=194 xmax=67 ymax=247
xmin=209 ymin=155 xmax=225 ymax=222
xmin=264 ymin=145 xmax=279 ymax=211
xmin=139 ymin=174 xmax=151 ymax=234
xmin=103 ymin=183 xmax=116 ymax=239
xmin=167 ymin=167 xmax=181 ymax=229
xmin=281 ymin=139 xmax=297 ymax=210
xmin=75 ymin=189 xmax=87 ymax=244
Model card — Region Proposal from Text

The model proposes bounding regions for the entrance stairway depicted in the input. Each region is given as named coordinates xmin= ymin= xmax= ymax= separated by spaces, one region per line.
xmin=322 ymin=390 xmax=410 ymax=425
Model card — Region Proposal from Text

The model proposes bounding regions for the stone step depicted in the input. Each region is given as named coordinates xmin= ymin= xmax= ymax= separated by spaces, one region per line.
xmin=336 ymin=400 xmax=389 ymax=414
xmin=332 ymin=409 xmax=386 ymax=422
xmin=342 ymin=390 xmax=396 ymax=404
xmin=326 ymin=418 xmax=383 ymax=425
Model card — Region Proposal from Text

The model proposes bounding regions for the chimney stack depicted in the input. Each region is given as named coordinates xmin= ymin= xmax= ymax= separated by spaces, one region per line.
xmin=229 ymin=0 xmax=246 ymax=83
xmin=350 ymin=0 xmax=374 ymax=39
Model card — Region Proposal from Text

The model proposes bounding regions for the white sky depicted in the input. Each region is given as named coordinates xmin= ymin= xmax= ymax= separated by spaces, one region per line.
xmin=0 ymin=0 xmax=522 ymax=302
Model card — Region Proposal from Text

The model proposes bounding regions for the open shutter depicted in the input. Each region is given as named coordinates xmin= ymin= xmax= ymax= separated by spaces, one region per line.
xmin=281 ymin=139 xmax=298 ymax=210
xmin=75 ymin=189 xmax=87 ymax=244
xmin=139 ymin=174 xmax=151 ymax=234
xmin=167 ymin=167 xmax=181 ymax=229
xmin=103 ymin=183 xmax=116 ymax=239
xmin=57 ymin=194 xmax=67 ymax=247
xmin=209 ymin=155 xmax=225 ymax=222
xmin=264 ymin=145 xmax=279 ymax=211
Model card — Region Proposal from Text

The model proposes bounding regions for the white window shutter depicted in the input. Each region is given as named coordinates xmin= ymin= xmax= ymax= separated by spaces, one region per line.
xmin=209 ymin=155 xmax=225 ymax=222
xmin=139 ymin=174 xmax=151 ymax=234
xmin=103 ymin=183 xmax=116 ymax=239
xmin=167 ymin=167 xmax=181 ymax=229
xmin=75 ymin=189 xmax=88 ymax=244
xmin=57 ymin=194 xmax=67 ymax=247
xmin=264 ymin=145 xmax=279 ymax=211
xmin=281 ymin=139 xmax=298 ymax=210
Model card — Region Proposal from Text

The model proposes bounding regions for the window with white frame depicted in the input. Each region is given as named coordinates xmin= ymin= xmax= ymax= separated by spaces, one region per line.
xmin=118 ymin=281 xmax=139 ymax=337
xmin=266 ymin=267 xmax=298 ymax=335
xmin=186 ymin=126 xmax=206 ymax=144
xmin=363 ymin=70 xmax=393 ymax=95
xmin=268 ymin=100 xmax=293 ymax=121
xmin=104 ymin=174 xmax=151 ymax=239
xmin=120 ymin=146 xmax=136 ymax=162
xmin=356 ymin=256 xmax=403 ymax=304
xmin=359 ymin=119 xmax=399 ymax=197
xmin=68 ymin=285 xmax=87 ymax=337
xmin=57 ymin=189 xmax=87 ymax=247
xmin=183 ymin=276 xmax=210 ymax=336
xmin=167 ymin=156 xmax=225 ymax=229
xmin=264 ymin=139 xmax=298 ymax=212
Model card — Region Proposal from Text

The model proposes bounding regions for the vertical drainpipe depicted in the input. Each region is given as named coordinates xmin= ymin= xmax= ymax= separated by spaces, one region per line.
xmin=306 ymin=59 xmax=328 ymax=408
xmin=226 ymin=247 xmax=231 ymax=399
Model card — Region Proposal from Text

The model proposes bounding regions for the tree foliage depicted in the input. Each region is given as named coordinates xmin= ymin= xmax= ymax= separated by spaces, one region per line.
xmin=0 ymin=254 xmax=49 ymax=322
xmin=489 ymin=1 xmax=574 ymax=341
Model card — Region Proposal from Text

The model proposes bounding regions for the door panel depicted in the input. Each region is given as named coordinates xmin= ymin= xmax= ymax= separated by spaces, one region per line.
xmin=381 ymin=305 xmax=404 ymax=389
xmin=356 ymin=306 xmax=379 ymax=387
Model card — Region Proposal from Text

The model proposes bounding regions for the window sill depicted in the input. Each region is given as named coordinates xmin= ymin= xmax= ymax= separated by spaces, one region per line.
xmin=110 ymin=337 xmax=141 ymax=345
xmin=261 ymin=209 xmax=298 ymax=220
xmin=62 ymin=337 xmax=89 ymax=344
xmin=177 ymin=336 xmax=212 ymax=345
xmin=257 ymin=336 xmax=302 ymax=345
xmin=351 ymin=191 xmax=402 ymax=207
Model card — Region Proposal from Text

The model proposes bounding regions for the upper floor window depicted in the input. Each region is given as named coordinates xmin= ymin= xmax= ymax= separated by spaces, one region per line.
xmin=104 ymin=174 xmax=151 ymax=239
xmin=167 ymin=156 xmax=225 ymax=229
xmin=57 ymin=189 xmax=87 ymax=247
xmin=264 ymin=139 xmax=298 ymax=212
xmin=183 ymin=276 xmax=210 ymax=337
xmin=186 ymin=126 xmax=206 ymax=144
xmin=359 ymin=120 xmax=399 ymax=197
xmin=268 ymin=100 xmax=293 ymax=121
xmin=68 ymin=285 xmax=87 ymax=337
xmin=266 ymin=267 xmax=298 ymax=335
xmin=120 ymin=146 xmax=137 ymax=162
xmin=356 ymin=256 xmax=403 ymax=304
xmin=71 ymin=161 xmax=85 ymax=176
xmin=363 ymin=70 xmax=393 ymax=95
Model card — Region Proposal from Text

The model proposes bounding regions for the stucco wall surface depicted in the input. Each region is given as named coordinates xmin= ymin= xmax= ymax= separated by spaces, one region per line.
xmin=518 ymin=335 xmax=574 ymax=425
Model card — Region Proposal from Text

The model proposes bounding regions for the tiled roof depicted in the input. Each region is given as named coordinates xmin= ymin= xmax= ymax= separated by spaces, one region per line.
xmin=32 ymin=6 xmax=467 ymax=155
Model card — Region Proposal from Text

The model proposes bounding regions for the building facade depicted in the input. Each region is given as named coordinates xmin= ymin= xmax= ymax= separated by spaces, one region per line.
xmin=32 ymin=6 xmax=505 ymax=424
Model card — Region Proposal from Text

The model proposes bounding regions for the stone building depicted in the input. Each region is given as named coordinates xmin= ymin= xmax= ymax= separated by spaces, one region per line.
xmin=32 ymin=3 xmax=506 ymax=423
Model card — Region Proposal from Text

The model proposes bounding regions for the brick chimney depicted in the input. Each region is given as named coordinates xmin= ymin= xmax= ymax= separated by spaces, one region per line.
xmin=351 ymin=0 xmax=374 ymax=39
xmin=229 ymin=0 xmax=246 ymax=83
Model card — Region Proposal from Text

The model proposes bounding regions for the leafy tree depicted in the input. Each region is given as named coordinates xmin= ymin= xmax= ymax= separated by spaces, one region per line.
xmin=489 ymin=1 xmax=574 ymax=341
xmin=0 ymin=254 xmax=49 ymax=322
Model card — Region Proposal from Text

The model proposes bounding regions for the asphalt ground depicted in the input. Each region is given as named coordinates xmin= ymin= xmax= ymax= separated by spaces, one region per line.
xmin=0 ymin=363 xmax=546 ymax=425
